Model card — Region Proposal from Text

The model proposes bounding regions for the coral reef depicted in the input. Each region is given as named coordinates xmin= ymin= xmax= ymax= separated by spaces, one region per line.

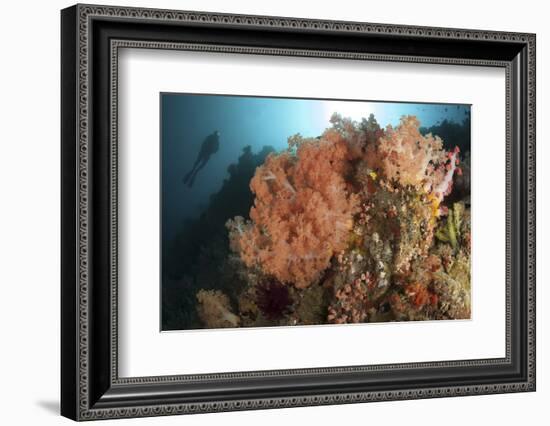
xmin=190 ymin=112 xmax=471 ymax=329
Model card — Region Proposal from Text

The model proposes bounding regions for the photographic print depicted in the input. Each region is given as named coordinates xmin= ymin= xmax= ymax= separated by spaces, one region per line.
xmin=61 ymin=7 xmax=535 ymax=418
xmin=161 ymin=94 xmax=471 ymax=331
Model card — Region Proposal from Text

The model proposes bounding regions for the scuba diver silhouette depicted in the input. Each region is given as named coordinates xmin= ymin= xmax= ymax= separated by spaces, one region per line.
xmin=183 ymin=130 xmax=220 ymax=187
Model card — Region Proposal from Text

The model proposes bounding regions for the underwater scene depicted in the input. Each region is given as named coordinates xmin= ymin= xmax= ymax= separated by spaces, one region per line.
xmin=161 ymin=94 xmax=471 ymax=331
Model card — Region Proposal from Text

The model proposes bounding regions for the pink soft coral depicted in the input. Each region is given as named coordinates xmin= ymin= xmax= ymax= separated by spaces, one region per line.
xmin=227 ymin=133 xmax=360 ymax=289
xmin=373 ymin=115 xmax=461 ymax=215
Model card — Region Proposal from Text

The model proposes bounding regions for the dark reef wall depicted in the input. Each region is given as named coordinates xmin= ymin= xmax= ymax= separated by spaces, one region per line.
xmin=162 ymin=145 xmax=275 ymax=330
xmin=420 ymin=114 xmax=471 ymax=154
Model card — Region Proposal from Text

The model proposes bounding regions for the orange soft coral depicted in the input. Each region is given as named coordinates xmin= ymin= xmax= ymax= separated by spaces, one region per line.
xmin=228 ymin=134 xmax=360 ymax=289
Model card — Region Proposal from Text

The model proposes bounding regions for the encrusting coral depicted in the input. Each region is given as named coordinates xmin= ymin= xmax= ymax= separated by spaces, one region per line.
xmin=327 ymin=272 xmax=375 ymax=324
xmin=193 ymin=111 xmax=471 ymax=329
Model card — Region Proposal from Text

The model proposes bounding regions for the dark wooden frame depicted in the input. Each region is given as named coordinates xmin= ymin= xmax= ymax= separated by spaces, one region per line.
xmin=61 ymin=3 xmax=536 ymax=421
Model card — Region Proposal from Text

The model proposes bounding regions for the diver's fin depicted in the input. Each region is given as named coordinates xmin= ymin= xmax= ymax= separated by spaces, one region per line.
xmin=183 ymin=170 xmax=193 ymax=184
xmin=188 ymin=173 xmax=196 ymax=188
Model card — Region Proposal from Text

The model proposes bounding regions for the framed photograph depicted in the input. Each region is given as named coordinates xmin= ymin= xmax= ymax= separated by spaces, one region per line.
xmin=61 ymin=4 xmax=536 ymax=421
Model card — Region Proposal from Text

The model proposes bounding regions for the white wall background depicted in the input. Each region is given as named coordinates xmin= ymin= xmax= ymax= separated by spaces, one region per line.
xmin=0 ymin=0 xmax=546 ymax=424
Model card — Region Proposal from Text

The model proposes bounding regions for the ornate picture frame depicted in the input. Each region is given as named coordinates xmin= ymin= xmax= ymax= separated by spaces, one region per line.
xmin=61 ymin=3 xmax=535 ymax=421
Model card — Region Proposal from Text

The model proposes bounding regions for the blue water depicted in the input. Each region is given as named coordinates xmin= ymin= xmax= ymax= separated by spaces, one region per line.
xmin=161 ymin=93 xmax=470 ymax=244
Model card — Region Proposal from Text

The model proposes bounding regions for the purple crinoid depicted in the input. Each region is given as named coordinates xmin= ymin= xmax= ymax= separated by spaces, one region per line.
xmin=255 ymin=278 xmax=292 ymax=320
